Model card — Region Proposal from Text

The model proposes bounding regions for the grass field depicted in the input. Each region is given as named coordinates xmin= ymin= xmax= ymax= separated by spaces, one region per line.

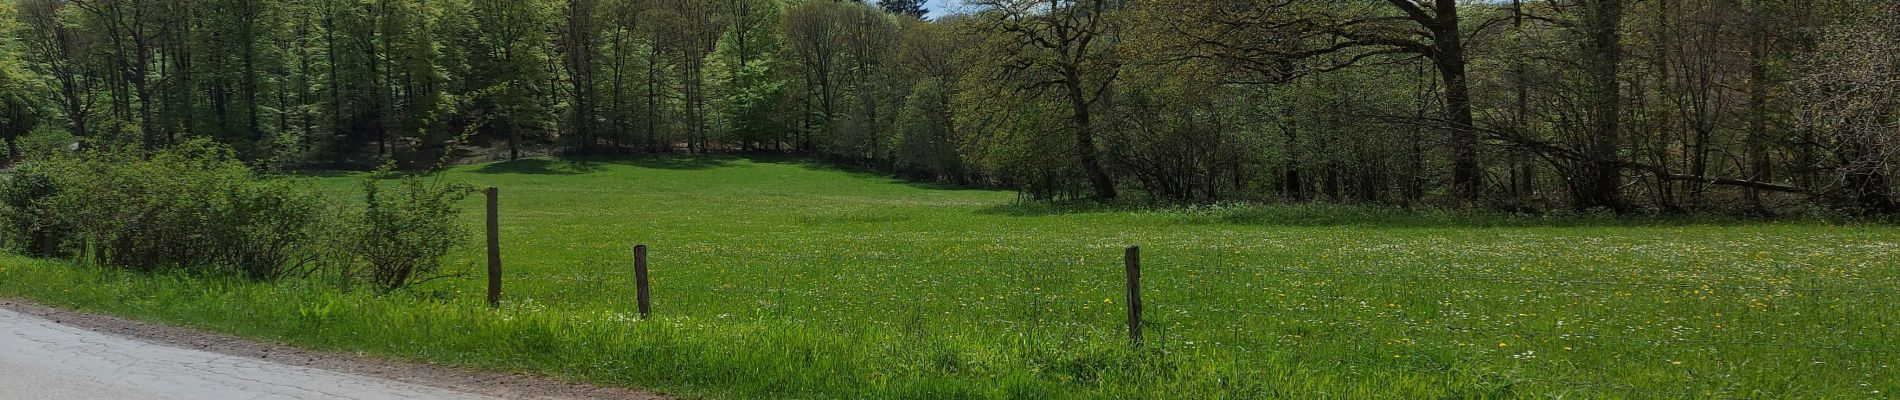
xmin=3 ymin=156 xmax=1898 ymax=399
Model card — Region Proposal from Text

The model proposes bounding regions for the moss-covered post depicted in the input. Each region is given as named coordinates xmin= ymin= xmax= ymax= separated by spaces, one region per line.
xmin=486 ymin=187 xmax=502 ymax=309
xmin=634 ymin=244 xmax=651 ymax=318
xmin=1125 ymin=245 xmax=1143 ymax=346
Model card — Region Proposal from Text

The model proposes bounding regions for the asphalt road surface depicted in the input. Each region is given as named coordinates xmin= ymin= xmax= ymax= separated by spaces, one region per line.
xmin=0 ymin=307 xmax=493 ymax=400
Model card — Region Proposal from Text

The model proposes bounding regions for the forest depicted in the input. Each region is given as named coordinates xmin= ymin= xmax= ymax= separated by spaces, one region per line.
xmin=0 ymin=0 xmax=1896 ymax=214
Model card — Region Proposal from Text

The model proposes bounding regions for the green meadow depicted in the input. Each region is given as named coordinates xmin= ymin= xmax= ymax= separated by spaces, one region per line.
xmin=3 ymin=156 xmax=1897 ymax=399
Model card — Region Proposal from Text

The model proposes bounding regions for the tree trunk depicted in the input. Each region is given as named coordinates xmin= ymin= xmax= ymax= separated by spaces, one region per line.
xmin=646 ymin=43 xmax=661 ymax=152
xmin=1745 ymin=2 xmax=1773 ymax=213
xmin=1282 ymin=123 xmax=1304 ymax=202
xmin=1428 ymin=1 xmax=1481 ymax=206
xmin=1578 ymin=0 xmax=1625 ymax=211
xmin=1065 ymin=77 xmax=1116 ymax=200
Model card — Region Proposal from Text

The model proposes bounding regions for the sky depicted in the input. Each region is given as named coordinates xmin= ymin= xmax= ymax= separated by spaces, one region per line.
xmin=924 ymin=0 xmax=965 ymax=20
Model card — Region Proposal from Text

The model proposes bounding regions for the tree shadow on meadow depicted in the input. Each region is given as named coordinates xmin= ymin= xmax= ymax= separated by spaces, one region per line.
xmin=735 ymin=154 xmax=1005 ymax=192
xmin=468 ymin=155 xmax=742 ymax=175
xmin=973 ymin=200 xmax=1870 ymax=229
xmin=459 ymin=153 xmax=1001 ymax=194
xmin=469 ymin=159 xmax=604 ymax=175
xmin=616 ymin=155 xmax=738 ymax=170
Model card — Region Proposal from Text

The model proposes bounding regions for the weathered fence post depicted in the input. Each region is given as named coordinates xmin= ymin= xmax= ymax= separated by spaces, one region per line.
xmin=634 ymin=244 xmax=651 ymax=318
xmin=1125 ymin=245 xmax=1143 ymax=346
xmin=486 ymin=187 xmax=502 ymax=309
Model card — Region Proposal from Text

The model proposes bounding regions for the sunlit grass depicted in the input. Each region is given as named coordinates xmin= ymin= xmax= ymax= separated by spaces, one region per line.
xmin=3 ymin=155 xmax=1896 ymax=398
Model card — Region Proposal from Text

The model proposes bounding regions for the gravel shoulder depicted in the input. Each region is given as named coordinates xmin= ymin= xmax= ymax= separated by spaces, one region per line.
xmin=0 ymin=298 xmax=667 ymax=400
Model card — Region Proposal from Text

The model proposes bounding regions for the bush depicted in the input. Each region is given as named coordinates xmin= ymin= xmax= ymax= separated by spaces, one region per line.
xmin=349 ymin=164 xmax=475 ymax=292
xmin=217 ymin=179 xmax=339 ymax=280
xmin=14 ymin=140 xmax=334 ymax=279
xmin=0 ymin=155 xmax=75 ymax=256
xmin=1 ymin=140 xmax=477 ymax=292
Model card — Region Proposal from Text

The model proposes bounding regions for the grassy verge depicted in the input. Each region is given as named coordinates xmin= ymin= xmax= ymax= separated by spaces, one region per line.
xmin=4 ymin=156 xmax=1898 ymax=398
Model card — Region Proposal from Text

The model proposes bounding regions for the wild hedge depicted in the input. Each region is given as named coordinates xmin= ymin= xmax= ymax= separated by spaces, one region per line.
xmin=0 ymin=140 xmax=472 ymax=291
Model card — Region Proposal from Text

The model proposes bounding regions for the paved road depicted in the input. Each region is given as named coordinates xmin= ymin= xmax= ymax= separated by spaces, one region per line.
xmin=0 ymin=308 xmax=493 ymax=400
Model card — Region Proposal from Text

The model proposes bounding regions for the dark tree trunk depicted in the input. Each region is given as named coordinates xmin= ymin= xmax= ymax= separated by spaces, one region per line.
xmin=1066 ymin=76 xmax=1117 ymax=200
xmin=1745 ymin=3 xmax=1773 ymax=213
xmin=1282 ymin=123 xmax=1304 ymax=202
xmin=1577 ymin=0 xmax=1625 ymax=211
xmin=1423 ymin=1 xmax=1481 ymax=206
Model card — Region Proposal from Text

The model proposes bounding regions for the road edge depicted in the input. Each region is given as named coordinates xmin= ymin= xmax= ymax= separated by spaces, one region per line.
xmin=0 ymin=297 xmax=670 ymax=400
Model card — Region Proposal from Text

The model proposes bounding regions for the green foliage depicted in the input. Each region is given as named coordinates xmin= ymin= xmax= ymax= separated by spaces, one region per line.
xmin=954 ymin=93 xmax=1087 ymax=200
xmin=0 ymin=153 xmax=74 ymax=256
xmin=713 ymin=57 xmax=789 ymax=148
xmin=10 ymin=140 xmax=329 ymax=277
xmin=446 ymin=0 xmax=557 ymax=159
xmin=0 ymin=0 xmax=45 ymax=162
xmin=0 ymin=141 xmax=471 ymax=287
xmin=350 ymin=163 xmax=475 ymax=292
xmin=218 ymin=177 xmax=338 ymax=280
xmin=1 ymin=0 xmax=1891 ymax=212
xmin=15 ymin=126 xmax=76 ymax=158
xmin=890 ymin=80 xmax=964 ymax=180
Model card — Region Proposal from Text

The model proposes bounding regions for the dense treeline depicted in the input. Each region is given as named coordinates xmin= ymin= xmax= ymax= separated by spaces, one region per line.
xmin=0 ymin=0 xmax=1896 ymax=214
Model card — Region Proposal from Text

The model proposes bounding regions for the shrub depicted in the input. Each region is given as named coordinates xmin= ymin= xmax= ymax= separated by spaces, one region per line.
xmin=2 ymin=140 xmax=334 ymax=280
xmin=350 ymin=164 xmax=475 ymax=292
xmin=0 ymin=155 xmax=75 ymax=256
xmin=2 ymin=141 xmax=479 ymax=293
xmin=215 ymin=178 xmax=339 ymax=280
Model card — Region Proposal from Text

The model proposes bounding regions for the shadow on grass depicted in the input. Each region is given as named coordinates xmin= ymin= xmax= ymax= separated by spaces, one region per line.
xmin=617 ymin=155 xmax=738 ymax=170
xmin=467 ymin=155 xmax=744 ymax=175
xmin=470 ymin=153 xmax=1004 ymax=192
xmin=470 ymin=159 xmax=606 ymax=175
xmin=287 ymin=170 xmax=364 ymax=179
xmin=735 ymin=154 xmax=1005 ymax=192
xmin=976 ymin=200 xmax=1864 ymax=229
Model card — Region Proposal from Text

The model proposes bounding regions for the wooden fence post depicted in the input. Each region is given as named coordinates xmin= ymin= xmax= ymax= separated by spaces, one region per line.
xmin=634 ymin=244 xmax=651 ymax=318
xmin=486 ymin=187 xmax=502 ymax=309
xmin=1125 ymin=245 xmax=1143 ymax=346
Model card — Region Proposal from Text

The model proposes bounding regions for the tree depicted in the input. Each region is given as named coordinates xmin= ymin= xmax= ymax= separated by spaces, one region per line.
xmin=783 ymin=0 xmax=844 ymax=152
xmin=838 ymin=3 xmax=896 ymax=162
xmin=1573 ymin=0 xmax=1626 ymax=210
xmin=651 ymin=0 xmax=726 ymax=153
xmin=1137 ymin=0 xmax=1488 ymax=206
xmin=16 ymin=0 xmax=95 ymax=144
xmin=562 ymin=0 xmax=604 ymax=154
xmin=72 ymin=0 xmax=166 ymax=148
xmin=891 ymin=17 xmax=970 ymax=181
xmin=711 ymin=0 xmax=785 ymax=150
xmin=454 ymin=0 xmax=555 ymax=160
xmin=1340 ymin=1 xmax=1483 ymax=206
xmin=1795 ymin=2 xmax=1900 ymax=213
xmin=877 ymin=0 xmax=926 ymax=20
xmin=0 ymin=0 xmax=49 ymax=163
xmin=966 ymin=0 xmax=1125 ymax=200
